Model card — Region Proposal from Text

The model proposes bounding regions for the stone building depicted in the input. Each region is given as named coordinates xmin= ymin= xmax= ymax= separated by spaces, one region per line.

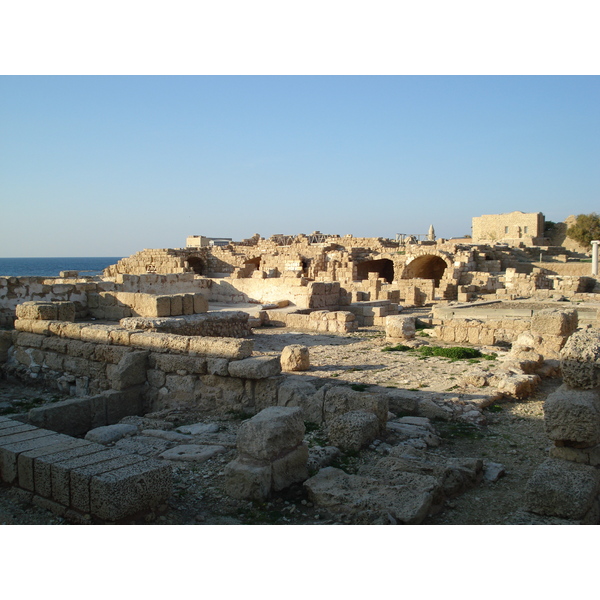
xmin=472 ymin=211 xmax=545 ymax=246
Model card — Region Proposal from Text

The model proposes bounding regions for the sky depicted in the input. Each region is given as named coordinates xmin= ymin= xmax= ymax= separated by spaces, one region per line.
xmin=1 ymin=75 xmax=598 ymax=257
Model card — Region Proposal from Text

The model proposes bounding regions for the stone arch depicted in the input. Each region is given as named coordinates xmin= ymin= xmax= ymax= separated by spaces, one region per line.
xmin=402 ymin=254 xmax=448 ymax=286
xmin=187 ymin=256 xmax=206 ymax=275
xmin=356 ymin=258 xmax=394 ymax=283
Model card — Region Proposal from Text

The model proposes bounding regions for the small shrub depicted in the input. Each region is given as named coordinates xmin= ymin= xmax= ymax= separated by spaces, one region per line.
xmin=381 ymin=344 xmax=411 ymax=352
xmin=350 ymin=383 xmax=369 ymax=392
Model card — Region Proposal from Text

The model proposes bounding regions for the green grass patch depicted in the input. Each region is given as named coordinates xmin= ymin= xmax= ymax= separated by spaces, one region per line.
xmin=435 ymin=421 xmax=486 ymax=441
xmin=381 ymin=344 xmax=412 ymax=352
xmin=350 ymin=383 xmax=370 ymax=392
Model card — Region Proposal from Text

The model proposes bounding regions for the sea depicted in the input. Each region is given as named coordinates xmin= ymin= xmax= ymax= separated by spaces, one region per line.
xmin=0 ymin=257 xmax=123 ymax=278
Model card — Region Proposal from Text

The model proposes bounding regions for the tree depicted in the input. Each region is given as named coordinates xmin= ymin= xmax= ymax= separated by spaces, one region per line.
xmin=566 ymin=213 xmax=600 ymax=250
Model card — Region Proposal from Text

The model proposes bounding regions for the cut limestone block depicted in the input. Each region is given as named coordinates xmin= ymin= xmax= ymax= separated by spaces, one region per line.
xmin=304 ymin=466 xmax=440 ymax=525
xmin=271 ymin=444 xmax=309 ymax=491
xmin=385 ymin=315 xmax=416 ymax=340
xmin=159 ymin=444 xmax=226 ymax=462
xmin=280 ymin=345 xmax=310 ymax=372
xmin=544 ymin=385 xmax=600 ymax=447
xmin=228 ymin=356 xmax=282 ymax=379
xmin=524 ymin=458 xmax=600 ymax=521
xmin=223 ymin=457 xmax=271 ymax=501
xmin=531 ymin=309 xmax=578 ymax=336
xmin=85 ymin=424 xmax=139 ymax=445
xmin=560 ymin=329 xmax=600 ymax=390
xmin=109 ymin=351 xmax=149 ymax=391
xmin=236 ymin=406 xmax=304 ymax=461
xmin=328 ymin=410 xmax=380 ymax=452
xmin=89 ymin=458 xmax=172 ymax=521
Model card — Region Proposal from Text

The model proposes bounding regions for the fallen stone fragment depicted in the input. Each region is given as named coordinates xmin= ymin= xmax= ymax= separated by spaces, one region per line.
xmin=85 ymin=424 xmax=138 ymax=445
xmin=176 ymin=422 xmax=220 ymax=435
xmin=159 ymin=444 xmax=227 ymax=462
xmin=483 ymin=461 xmax=505 ymax=482
xmin=524 ymin=458 xmax=600 ymax=521
xmin=141 ymin=429 xmax=193 ymax=443
xmin=304 ymin=466 xmax=440 ymax=524
xmin=280 ymin=345 xmax=310 ymax=372
xmin=328 ymin=410 xmax=379 ymax=452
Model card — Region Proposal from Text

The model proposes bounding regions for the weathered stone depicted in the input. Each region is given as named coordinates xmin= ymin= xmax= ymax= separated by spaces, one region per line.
xmin=228 ymin=356 xmax=282 ymax=379
xmin=85 ymin=424 xmax=138 ymax=445
xmin=304 ymin=466 xmax=440 ymax=524
xmin=277 ymin=376 xmax=322 ymax=424
xmin=236 ymin=406 xmax=304 ymax=461
xmin=328 ymin=410 xmax=379 ymax=452
xmin=159 ymin=444 xmax=227 ymax=462
xmin=560 ymin=329 xmax=600 ymax=389
xmin=89 ymin=458 xmax=172 ymax=521
xmin=280 ymin=345 xmax=310 ymax=372
xmin=271 ymin=444 xmax=309 ymax=491
xmin=524 ymin=458 xmax=600 ymax=520
xmin=176 ymin=422 xmax=220 ymax=435
xmin=385 ymin=315 xmax=416 ymax=340
xmin=323 ymin=386 xmax=388 ymax=430
xmin=223 ymin=457 xmax=271 ymax=501
xmin=109 ymin=351 xmax=148 ymax=390
xmin=544 ymin=385 xmax=600 ymax=447
xmin=531 ymin=309 xmax=578 ymax=336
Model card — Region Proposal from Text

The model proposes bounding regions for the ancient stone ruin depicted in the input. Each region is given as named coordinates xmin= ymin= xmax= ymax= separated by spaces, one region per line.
xmin=1 ymin=213 xmax=600 ymax=524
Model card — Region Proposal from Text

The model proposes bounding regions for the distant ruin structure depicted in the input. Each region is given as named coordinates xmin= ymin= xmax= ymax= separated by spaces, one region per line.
xmin=472 ymin=211 xmax=545 ymax=246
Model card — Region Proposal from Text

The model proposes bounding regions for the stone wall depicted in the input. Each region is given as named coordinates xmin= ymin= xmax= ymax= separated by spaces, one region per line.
xmin=284 ymin=310 xmax=358 ymax=333
xmin=434 ymin=308 xmax=578 ymax=358
xmin=472 ymin=211 xmax=545 ymax=245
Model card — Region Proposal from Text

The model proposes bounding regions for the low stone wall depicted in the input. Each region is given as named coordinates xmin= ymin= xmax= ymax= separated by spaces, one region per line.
xmin=87 ymin=291 xmax=209 ymax=320
xmin=347 ymin=301 xmax=400 ymax=327
xmin=434 ymin=308 xmax=578 ymax=357
xmin=284 ymin=310 xmax=358 ymax=333
xmin=0 ymin=276 xmax=95 ymax=327
xmin=0 ymin=415 xmax=171 ymax=522
xmin=119 ymin=312 xmax=252 ymax=338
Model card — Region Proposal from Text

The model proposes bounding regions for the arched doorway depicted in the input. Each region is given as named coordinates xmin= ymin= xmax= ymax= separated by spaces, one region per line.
xmin=187 ymin=256 xmax=205 ymax=275
xmin=402 ymin=255 xmax=447 ymax=286
xmin=356 ymin=258 xmax=394 ymax=283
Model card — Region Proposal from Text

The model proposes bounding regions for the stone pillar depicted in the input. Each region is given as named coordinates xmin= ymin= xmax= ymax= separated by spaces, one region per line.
xmin=591 ymin=240 xmax=599 ymax=276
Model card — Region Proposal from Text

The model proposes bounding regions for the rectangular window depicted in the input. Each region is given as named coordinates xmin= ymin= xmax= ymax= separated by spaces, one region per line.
xmin=505 ymin=226 xmax=509 ymax=234
xmin=524 ymin=226 xmax=529 ymax=234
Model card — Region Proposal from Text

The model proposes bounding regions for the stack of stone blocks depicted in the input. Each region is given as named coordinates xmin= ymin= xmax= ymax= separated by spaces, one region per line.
xmin=518 ymin=328 xmax=600 ymax=523
xmin=223 ymin=407 xmax=308 ymax=501
xmin=347 ymin=300 xmax=399 ymax=327
xmin=0 ymin=416 xmax=171 ymax=522
xmin=284 ymin=310 xmax=358 ymax=333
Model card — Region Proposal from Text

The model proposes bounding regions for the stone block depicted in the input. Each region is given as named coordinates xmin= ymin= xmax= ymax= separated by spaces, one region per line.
xmin=223 ymin=457 xmax=272 ymax=501
xmin=188 ymin=336 xmax=253 ymax=360
xmin=85 ymin=423 xmax=139 ymax=445
xmin=89 ymin=458 xmax=172 ymax=521
xmin=159 ymin=444 xmax=226 ymax=462
xmin=228 ymin=356 xmax=282 ymax=379
xmin=50 ymin=447 xmax=126 ymax=507
xmin=560 ymin=329 xmax=600 ymax=389
xmin=236 ymin=406 xmax=304 ymax=461
xmin=280 ymin=345 xmax=310 ymax=372
xmin=17 ymin=438 xmax=90 ymax=491
xmin=193 ymin=294 xmax=209 ymax=313
xmin=70 ymin=454 xmax=146 ymax=513
xmin=544 ymin=385 xmax=600 ymax=446
xmin=524 ymin=458 xmax=600 ymax=520
xmin=0 ymin=432 xmax=68 ymax=484
xmin=531 ymin=309 xmax=578 ymax=336
xmin=56 ymin=301 xmax=76 ymax=322
xmin=29 ymin=397 xmax=92 ymax=437
xmin=170 ymin=295 xmax=183 ymax=316
xmin=181 ymin=294 xmax=194 ymax=315
xmin=385 ymin=315 xmax=416 ymax=340
xmin=80 ymin=325 xmax=112 ymax=344
xmin=15 ymin=301 xmax=57 ymax=321
xmin=109 ymin=351 xmax=148 ymax=390
xmin=271 ymin=444 xmax=309 ymax=491
xmin=328 ymin=410 xmax=380 ymax=452
xmin=323 ymin=386 xmax=389 ymax=430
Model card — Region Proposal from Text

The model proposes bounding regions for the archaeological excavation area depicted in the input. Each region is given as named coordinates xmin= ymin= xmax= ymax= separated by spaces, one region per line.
xmin=2 ymin=215 xmax=600 ymax=525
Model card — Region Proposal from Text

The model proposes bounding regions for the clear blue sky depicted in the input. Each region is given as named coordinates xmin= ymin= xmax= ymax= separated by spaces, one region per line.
xmin=1 ymin=75 xmax=598 ymax=257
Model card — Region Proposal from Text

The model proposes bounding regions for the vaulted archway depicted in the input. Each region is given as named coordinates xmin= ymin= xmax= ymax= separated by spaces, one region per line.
xmin=356 ymin=258 xmax=394 ymax=283
xmin=402 ymin=255 xmax=447 ymax=286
